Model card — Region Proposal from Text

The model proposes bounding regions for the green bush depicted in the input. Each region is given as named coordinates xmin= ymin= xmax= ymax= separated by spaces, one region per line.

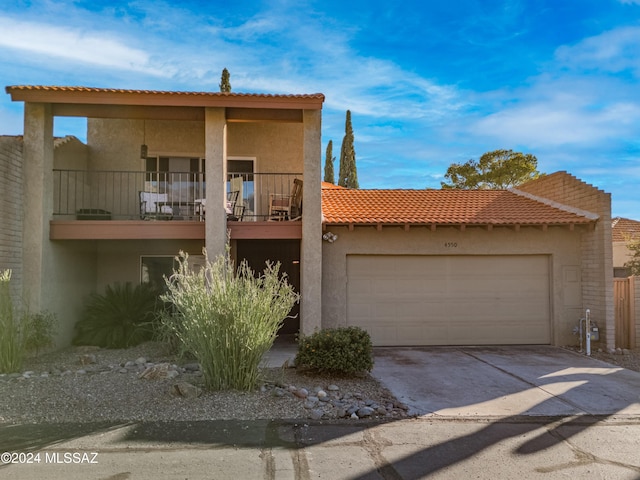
xmin=161 ymin=249 xmax=299 ymax=391
xmin=73 ymin=282 xmax=163 ymax=348
xmin=0 ymin=269 xmax=24 ymax=373
xmin=295 ymin=326 xmax=373 ymax=375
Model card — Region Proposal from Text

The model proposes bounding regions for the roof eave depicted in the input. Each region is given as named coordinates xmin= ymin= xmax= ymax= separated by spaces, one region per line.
xmin=5 ymin=86 xmax=325 ymax=110
xmin=321 ymin=220 xmax=596 ymax=230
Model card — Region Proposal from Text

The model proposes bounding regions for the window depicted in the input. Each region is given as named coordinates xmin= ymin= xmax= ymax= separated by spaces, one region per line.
xmin=140 ymin=256 xmax=175 ymax=291
xmin=228 ymin=157 xmax=256 ymax=218
xmin=141 ymin=255 xmax=205 ymax=291
xmin=145 ymin=156 xmax=205 ymax=202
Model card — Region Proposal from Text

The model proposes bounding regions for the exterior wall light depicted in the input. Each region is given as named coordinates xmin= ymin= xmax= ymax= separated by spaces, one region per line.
xmin=322 ymin=232 xmax=338 ymax=243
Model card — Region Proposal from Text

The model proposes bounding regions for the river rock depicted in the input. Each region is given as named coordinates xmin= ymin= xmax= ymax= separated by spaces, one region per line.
xmin=357 ymin=406 xmax=375 ymax=417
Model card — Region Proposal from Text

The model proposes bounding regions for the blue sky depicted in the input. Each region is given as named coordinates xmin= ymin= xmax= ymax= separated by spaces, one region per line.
xmin=1 ymin=0 xmax=639 ymax=218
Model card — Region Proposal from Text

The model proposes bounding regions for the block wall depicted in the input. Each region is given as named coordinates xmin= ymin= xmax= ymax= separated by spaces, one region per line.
xmin=518 ymin=171 xmax=614 ymax=349
xmin=0 ymin=136 xmax=24 ymax=297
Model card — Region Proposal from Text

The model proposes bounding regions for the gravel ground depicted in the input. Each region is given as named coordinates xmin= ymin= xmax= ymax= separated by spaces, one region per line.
xmin=3 ymin=342 xmax=638 ymax=425
xmin=581 ymin=346 xmax=640 ymax=373
xmin=0 ymin=342 xmax=406 ymax=424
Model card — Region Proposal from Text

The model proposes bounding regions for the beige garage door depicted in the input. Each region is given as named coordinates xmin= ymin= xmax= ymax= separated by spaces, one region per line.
xmin=347 ymin=255 xmax=551 ymax=346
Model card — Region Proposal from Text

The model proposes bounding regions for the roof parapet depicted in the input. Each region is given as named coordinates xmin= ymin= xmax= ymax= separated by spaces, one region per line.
xmin=509 ymin=188 xmax=600 ymax=221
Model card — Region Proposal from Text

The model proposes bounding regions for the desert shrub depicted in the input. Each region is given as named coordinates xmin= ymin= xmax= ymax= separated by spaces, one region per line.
xmin=0 ymin=270 xmax=60 ymax=371
xmin=295 ymin=326 xmax=373 ymax=375
xmin=0 ymin=269 xmax=24 ymax=373
xmin=161 ymin=249 xmax=299 ymax=391
xmin=23 ymin=311 xmax=57 ymax=356
xmin=72 ymin=282 xmax=163 ymax=348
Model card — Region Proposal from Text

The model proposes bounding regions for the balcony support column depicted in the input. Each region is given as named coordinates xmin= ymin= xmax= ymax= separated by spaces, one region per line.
xmin=22 ymin=102 xmax=53 ymax=313
xmin=204 ymin=107 xmax=227 ymax=258
xmin=300 ymin=109 xmax=322 ymax=336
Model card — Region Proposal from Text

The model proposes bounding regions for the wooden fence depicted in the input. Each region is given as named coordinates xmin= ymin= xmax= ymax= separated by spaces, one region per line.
xmin=614 ymin=276 xmax=636 ymax=349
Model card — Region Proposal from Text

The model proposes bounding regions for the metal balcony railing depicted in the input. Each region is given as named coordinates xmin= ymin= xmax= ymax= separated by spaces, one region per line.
xmin=52 ymin=170 xmax=303 ymax=221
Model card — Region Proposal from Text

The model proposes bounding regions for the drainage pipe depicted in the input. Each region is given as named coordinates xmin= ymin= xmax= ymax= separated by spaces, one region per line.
xmin=585 ymin=308 xmax=591 ymax=356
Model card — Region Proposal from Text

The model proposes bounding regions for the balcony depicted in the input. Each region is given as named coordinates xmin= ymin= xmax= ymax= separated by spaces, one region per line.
xmin=50 ymin=170 xmax=304 ymax=240
xmin=53 ymin=170 xmax=302 ymax=220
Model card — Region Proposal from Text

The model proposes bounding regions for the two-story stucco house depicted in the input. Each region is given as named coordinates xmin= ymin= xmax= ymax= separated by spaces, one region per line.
xmin=1 ymin=85 xmax=615 ymax=350
xmin=4 ymin=85 xmax=324 ymax=343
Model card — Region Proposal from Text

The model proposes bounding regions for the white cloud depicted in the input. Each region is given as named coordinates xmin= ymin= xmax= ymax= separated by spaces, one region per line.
xmin=0 ymin=16 xmax=166 ymax=75
xmin=472 ymin=99 xmax=640 ymax=146
xmin=555 ymin=26 xmax=640 ymax=76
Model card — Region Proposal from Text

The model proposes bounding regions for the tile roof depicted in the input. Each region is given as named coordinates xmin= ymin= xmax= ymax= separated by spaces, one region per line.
xmin=612 ymin=217 xmax=640 ymax=242
xmin=5 ymin=85 xmax=324 ymax=109
xmin=321 ymin=189 xmax=597 ymax=226
xmin=6 ymin=85 xmax=325 ymax=99
xmin=321 ymin=182 xmax=344 ymax=189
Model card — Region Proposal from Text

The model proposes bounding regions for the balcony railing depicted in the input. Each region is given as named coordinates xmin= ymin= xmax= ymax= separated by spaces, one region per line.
xmin=53 ymin=170 xmax=303 ymax=221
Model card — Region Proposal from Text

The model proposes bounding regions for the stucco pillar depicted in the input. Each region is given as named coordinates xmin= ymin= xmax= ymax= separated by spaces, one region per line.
xmin=22 ymin=102 xmax=54 ymax=312
xmin=300 ymin=109 xmax=322 ymax=336
xmin=204 ymin=107 xmax=227 ymax=258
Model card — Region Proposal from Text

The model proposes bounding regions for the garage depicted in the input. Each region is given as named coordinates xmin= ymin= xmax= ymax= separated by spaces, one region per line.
xmin=347 ymin=254 xmax=551 ymax=346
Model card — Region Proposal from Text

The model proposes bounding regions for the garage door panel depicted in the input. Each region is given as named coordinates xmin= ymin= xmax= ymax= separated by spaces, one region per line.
xmin=347 ymin=255 xmax=551 ymax=346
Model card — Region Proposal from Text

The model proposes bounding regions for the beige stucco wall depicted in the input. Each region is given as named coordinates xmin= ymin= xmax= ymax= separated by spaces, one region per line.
xmin=300 ymin=109 xmax=322 ymax=336
xmin=87 ymin=118 xmax=303 ymax=173
xmin=322 ymin=225 xmax=585 ymax=346
xmin=227 ymin=122 xmax=303 ymax=173
xmin=94 ymin=239 xmax=205 ymax=291
xmin=54 ymin=136 xmax=89 ymax=170
xmin=43 ymin=241 xmax=97 ymax=346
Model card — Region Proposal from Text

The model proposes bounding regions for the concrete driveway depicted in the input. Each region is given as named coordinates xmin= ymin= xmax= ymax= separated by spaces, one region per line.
xmin=372 ymin=346 xmax=640 ymax=418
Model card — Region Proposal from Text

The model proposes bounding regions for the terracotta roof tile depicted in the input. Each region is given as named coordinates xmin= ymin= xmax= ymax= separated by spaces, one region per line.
xmin=612 ymin=217 xmax=640 ymax=242
xmin=5 ymin=85 xmax=324 ymax=101
xmin=321 ymin=189 xmax=596 ymax=226
xmin=321 ymin=182 xmax=344 ymax=189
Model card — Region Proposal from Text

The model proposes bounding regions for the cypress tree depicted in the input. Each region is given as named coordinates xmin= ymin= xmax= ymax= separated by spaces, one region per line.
xmin=338 ymin=110 xmax=358 ymax=188
xmin=219 ymin=68 xmax=231 ymax=93
xmin=324 ymin=140 xmax=335 ymax=184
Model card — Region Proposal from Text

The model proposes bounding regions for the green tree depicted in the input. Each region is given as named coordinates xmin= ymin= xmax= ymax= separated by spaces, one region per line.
xmin=338 ymin=110 xmax=359 ymax=188
xmin=219 ymin=68 xmax=231 ymax=93
xmin=624 ymin=236 xmax=640 ymax=276
xmin=441 ymin=149 xmax=541 ymax=189
xmin=324 ymin=140 xmax=335 ymax=184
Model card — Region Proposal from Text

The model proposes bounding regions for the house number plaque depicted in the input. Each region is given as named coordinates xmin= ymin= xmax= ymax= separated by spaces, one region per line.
xmin=444 ymin=242 xmax=458 ymax=248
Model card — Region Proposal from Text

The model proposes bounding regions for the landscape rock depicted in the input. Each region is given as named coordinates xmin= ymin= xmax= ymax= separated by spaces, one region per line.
xmin=272 ymin=387 xmax=286 ymax=397
xmin=309 ymin=409 xmax=324 ymax=420
xmin=172 ymin=381 xmax=202 ymax=398
xmin=303 ymin=399 xmax=319 ymax=409
xmin=139 ymin=363 xmax=179 ymax=380
xmin=357 ymin=406 xmax=375 ymax=417
xmin=293 ymin=387 xmax=309 ymax=399
xmin=78 ymin=354 xmax=97 ymax=365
